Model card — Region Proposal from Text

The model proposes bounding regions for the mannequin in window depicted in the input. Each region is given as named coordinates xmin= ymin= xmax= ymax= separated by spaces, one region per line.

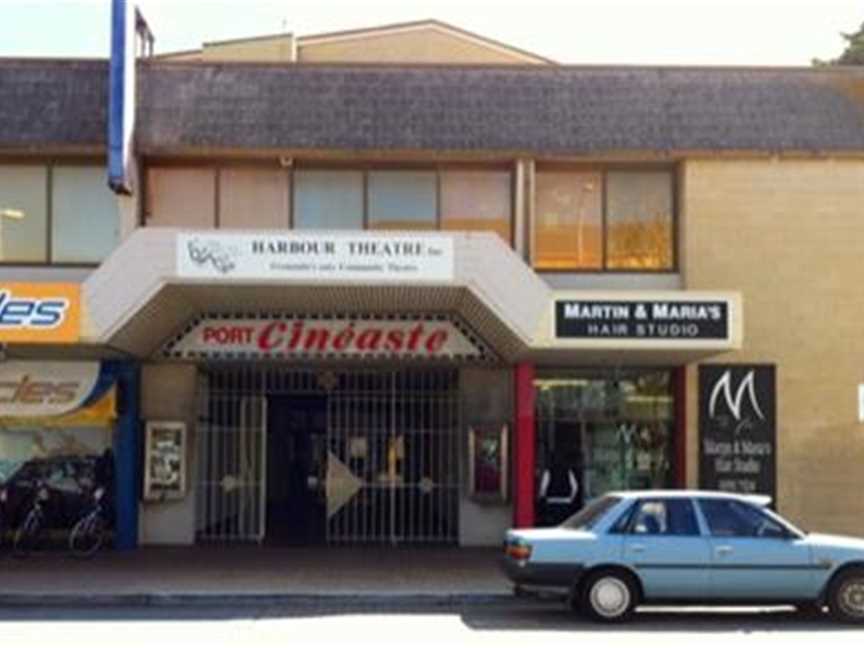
xmin=538 ymin=452 xmax=581 ymax=526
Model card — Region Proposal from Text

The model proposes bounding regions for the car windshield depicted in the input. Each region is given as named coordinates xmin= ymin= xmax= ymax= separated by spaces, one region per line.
xmin=560 ymin=496 xmax=621 ymax=530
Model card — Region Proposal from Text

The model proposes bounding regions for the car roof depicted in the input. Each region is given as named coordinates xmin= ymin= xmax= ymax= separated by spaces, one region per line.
xmin=606 ymin=490 xmax=773 ymax=507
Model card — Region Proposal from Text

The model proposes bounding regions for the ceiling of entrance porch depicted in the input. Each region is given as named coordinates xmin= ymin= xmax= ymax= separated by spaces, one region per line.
xmin=81 ymin=229 xmax=550 ymax=360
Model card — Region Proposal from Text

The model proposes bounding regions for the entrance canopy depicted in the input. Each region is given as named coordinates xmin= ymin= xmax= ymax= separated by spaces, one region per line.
xmin=82 ymin=230 xmax=549 ymax=361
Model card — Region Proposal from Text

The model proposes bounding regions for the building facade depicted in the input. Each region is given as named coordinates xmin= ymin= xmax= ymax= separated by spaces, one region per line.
xmin=0 ymin=17 xmax=862 ymax=550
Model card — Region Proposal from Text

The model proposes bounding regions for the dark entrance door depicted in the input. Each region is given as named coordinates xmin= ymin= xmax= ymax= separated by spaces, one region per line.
xmin=267 ymin=395 xmax=328 ymax=544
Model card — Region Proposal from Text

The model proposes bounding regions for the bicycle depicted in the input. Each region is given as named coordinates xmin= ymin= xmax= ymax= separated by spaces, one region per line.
xmin=68 ymin=486 xmax=108 ymax=558
xmin=12 ymin=480 xmax=51 ymax=556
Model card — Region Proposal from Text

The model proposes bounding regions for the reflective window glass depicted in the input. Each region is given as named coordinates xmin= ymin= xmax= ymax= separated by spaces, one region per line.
xmin=368 ymin=171 xmax=437 ymax=230
xmin=0 ymin=165 xmax=48 ymax=262
xmin=146 ymin=167 xmax=216 ymax=228
xmin=606 ymin=171 xmax=674 ymax=269
xmin=629 ymin=499 xmax=699 ymax=536
xmin=219 ymin=167 xmax=289 ymax=229
xmin=699 ymin=499 xmax=786 ymax=538
xmin=52 ymin=166 xmax=121 ymax=263
xmin=534 ymin=171 xmax=602 ymax=270
xmin=293 ymin=170 xmax=363 ymax=230
xmin=440 ymin=170 xmax=511 ymax=243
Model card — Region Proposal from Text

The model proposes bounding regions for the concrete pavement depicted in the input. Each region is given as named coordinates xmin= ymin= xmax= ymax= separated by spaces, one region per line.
xmin=0 ymin=601 xmax=862 ymax=648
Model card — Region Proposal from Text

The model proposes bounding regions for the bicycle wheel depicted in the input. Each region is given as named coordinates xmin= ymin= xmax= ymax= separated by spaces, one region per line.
xmin=69 ymin=513 xmax=106 ymax=558
xmin=13 ymin=509 xmax=43 ymax=556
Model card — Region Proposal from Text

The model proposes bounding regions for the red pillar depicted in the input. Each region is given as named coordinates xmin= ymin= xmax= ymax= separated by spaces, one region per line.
xmin=514 ymin=362 xmax=536 ymax=528
xmin=674 ymin=366 xmax=688 ymax=488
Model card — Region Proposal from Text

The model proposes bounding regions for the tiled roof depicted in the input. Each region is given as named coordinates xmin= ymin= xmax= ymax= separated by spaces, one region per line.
xmin=3 ymin=59 xmax=864 ymax=154
xmin=0 ymin=59 xmax=107 ymax=150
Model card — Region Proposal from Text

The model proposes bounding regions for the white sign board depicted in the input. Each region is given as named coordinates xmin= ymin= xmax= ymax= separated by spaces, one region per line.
xmin=162 ymin=316 xmax=488 ymax=360
xmin=0 ymin=361 xmax=100 ymax=418
xmin=177 ymin=234 xmax=454 ymax=282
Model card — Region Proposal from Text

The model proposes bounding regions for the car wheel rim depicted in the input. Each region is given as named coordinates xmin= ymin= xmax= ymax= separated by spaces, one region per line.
xmin=839 ymin=579 xmax=864 ymax=617
xmin=590 ymin=576 xmax=630 ymax=619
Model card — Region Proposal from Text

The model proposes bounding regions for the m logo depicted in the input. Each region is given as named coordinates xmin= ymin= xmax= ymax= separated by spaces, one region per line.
xmin=708 ymin=370 xmax=765 ymax=421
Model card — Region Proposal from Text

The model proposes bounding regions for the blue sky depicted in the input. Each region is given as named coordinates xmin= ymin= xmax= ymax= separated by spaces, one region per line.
xmin=0 ymin=0 xmax=860 ymax=65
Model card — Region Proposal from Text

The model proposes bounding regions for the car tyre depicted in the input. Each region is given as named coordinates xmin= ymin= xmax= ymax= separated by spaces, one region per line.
xmin=580 ymin=569 xmax=638 ymax=623
xmin=828 ymin=568 xmax=864 ymax=624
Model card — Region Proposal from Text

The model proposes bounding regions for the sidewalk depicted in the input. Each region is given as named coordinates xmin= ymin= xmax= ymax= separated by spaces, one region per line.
xmin=0 ymin=546 xmax=513 ymax=607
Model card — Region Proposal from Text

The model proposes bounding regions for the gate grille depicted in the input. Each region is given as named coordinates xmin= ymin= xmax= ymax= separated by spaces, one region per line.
xmin=196 ymin=367 xmax=460 ymax=545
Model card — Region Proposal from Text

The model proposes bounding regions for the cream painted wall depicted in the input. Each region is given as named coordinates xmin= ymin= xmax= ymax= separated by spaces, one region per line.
xmin=682 ymin=158 xmax=864 ymax=535
xmin=139 ymin=363 xmax=198 ymax=545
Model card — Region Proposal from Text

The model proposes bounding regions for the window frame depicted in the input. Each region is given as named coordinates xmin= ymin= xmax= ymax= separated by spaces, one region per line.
xmin=0 ymin=156 xmax=111 ymax=268
xmin=620 ymin=497 xmax=703 ymax=537
xmin=696 ymin=497 xmax=802 ymax=540
xmin=532 ymin=163 xmax=678 ymax=274
xmin=142 ymin=159 xmax=516 ymax=247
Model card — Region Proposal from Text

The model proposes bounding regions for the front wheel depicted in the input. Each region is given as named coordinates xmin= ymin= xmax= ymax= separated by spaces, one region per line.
xmin=69 ymin=513 xmax=106 ymax=558
xmin=580 ymin=570 xmax=638 ymax=623
xmin=13 ymin=509 xmax=43 ymax=556
xmin=828 ymin=568 xmax=864 ymax=623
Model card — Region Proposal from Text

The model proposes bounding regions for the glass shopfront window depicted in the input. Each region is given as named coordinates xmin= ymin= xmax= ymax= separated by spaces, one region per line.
xmin=534 ymin=369 xmax=676 ymax=526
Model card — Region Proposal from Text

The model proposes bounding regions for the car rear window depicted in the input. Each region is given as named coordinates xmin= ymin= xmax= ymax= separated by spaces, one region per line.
xmin=560 ymin=496 xmax=621 ymax=530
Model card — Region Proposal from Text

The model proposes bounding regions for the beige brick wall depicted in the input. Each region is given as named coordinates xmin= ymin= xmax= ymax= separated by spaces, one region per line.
xmin=682 ymin=158 xmax=864 ymax=535
xmin=298 ymin=29 xmax=542 ymax=64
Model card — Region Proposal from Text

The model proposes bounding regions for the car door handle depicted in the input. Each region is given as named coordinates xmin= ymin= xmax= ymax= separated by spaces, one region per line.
xmin=715 ymin=545 xmax=733 ymax=556
xmin=629 ymin=544 xmax=646 ymax=553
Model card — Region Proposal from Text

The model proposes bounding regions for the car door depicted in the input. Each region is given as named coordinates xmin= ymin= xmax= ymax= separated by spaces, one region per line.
xmin=620 ymin=498 xmax=711 ymax=600
xmin=697 ymin=498 xmax=818 ymax=600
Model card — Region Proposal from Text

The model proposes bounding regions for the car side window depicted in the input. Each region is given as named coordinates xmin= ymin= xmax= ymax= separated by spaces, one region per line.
xmin=698 ymin=499 xmax=787 ymax=538
xmin=628 ymin=499 xmax=700 ymax=536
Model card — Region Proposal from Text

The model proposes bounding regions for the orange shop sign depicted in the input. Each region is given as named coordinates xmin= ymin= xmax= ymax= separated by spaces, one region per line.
xmin=0 ymin=283 xmax=80 ymax=343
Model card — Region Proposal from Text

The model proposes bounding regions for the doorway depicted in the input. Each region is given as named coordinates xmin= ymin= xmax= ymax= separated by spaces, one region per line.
xmin=267 ymin=395 xmax=328 ymax=545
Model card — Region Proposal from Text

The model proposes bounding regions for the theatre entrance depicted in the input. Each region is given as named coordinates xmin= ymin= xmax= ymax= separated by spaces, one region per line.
xmin=196 ymin=367 xmax=460 ymax=545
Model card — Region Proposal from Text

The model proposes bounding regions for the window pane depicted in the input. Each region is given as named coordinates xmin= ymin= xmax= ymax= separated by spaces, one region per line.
xmin=219 ymin=168 xmax=288 ymax=229
xmin=0 ymin=165 xmax=48 ymax=262
xmin=146 ymin=168 xmax=216 ymax=228
xmin=665 ymin=499 xmax=700 ymax=536
xmin=534 ymin=171 xmax=602 ymax=270
xmin=52 ymin=166 xmax=120 ymax=263
xmin=294 ymin=170 xmax=363 ymax=230
xmin=699 ymin=499 xmax=783 ymax=537
xmin=368 ymin=171 xmax=436 ymax=230
xmin=606 ymin=171 xmax=674 ymax=270
xmin=440 ymin=170 xmax=511 ymax=243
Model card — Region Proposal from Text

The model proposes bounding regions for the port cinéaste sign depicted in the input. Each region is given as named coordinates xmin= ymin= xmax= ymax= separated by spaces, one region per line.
xmin=177 ymin=233 xmax=454 ymax=281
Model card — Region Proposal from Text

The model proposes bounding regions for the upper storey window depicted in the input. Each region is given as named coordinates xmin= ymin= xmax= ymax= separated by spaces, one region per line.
xmin=534 ymin=167 xmax=675 ymax=272
xmin=0 ymin=163 xmax=120 ymax=265
xmin=145 ymin=164 xmax=513 ymax=245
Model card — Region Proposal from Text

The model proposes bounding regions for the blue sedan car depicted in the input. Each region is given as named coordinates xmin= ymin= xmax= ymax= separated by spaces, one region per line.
xmin=502 ymin=491 xmax=864 ymax=623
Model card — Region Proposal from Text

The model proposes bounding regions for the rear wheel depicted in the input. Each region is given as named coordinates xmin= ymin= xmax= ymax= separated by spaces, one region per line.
xmin=828 ymin=568 xmax=864 ymax=624
xmin=69 ymin=513 xmax=106 ymax=558
xmin=580 ymin=570 xmax=638 ymax=623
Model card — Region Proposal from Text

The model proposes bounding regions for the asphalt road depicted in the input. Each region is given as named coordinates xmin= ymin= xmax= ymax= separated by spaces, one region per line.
xmin=1 ymin=601 xmax=862 ymax=647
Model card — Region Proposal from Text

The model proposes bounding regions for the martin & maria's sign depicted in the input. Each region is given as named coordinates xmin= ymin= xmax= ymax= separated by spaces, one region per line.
xmin=699 ymin=364 xmax=776 ymax=499
xmin=555 ymin=299 xmax=729 ymax=341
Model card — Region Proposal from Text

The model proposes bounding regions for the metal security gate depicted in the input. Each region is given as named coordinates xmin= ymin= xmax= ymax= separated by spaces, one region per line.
xmin=326 ymin=370 xmax=460 ymax=544
xmin=196 ymin=369 xmax=267 ymax=542
xmin=196 ymin=367 xmax=460 ymax=545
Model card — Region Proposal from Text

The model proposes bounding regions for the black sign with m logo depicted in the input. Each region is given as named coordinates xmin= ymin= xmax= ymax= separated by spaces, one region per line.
xmin=699 ymin=364 xmax=776 ymax=501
